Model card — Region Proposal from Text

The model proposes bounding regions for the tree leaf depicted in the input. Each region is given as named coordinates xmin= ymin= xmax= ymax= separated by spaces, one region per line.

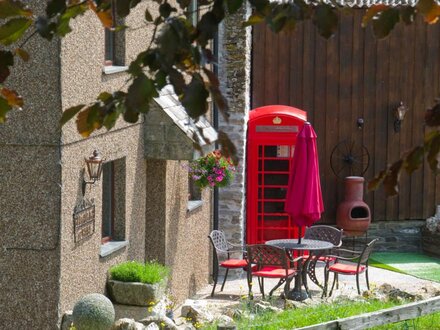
xmin=159 ymin=3 xmax=174 ymax=18
xmin=36 ymin=16 xmax=55 ymax=40
xmin=0 ymin=96 xmax=12 ymax=123
xmin=144 ymin=8 xmax=153 ymax=22
xmin=181 ymin=73 xmax=209 ymax=118
xmin=55 ymin=4 xmax=88 ymax=37
xmin=126 ymin=74 xmax=157 ymax=113
xmin=243 ymin=13 xmax=265 ymax=27
xmin=362 ymin=4 xmax=388 ymax=28
xmin=383 ymin=159 xmax=403 ymax=196
xmin=46 ymin=0 xmax=66 ymax=18
xmin=0 ymin=50 xmax=13 ymax=83
xmin=0 ymin=17 xmax=32 ymax=45
xmin=0 ymin=0 xmax=32 ymax=19
xmin=368 ymin=169 xmax=387 ymax=191
xmin=226 ymin=0 xmax=244 ymax=14
xmin=103 ymin=102 xmax=123 ymax=130
xmin=312 ymin=4 xmax=338 ymax=39
xmin=425 ymin=102 xmax=440 ymax=126
xmin=169 ymin=69 xmax=185 ymax=95
xmin=89 ymin=1 xmax=113 ymax=29
xmin=404 ymin=145 xmax=425 ymax=174
xmin=400 ymin=7 xmax=416 ymax=25
xmin=218 ymin=130 xmax=238 ymax=165
xmin=372 ymin=8 xmax=400 ymax=39
xmin=76 ymin=106 xmax=94 ymax=137
xmin=203 ymin=68 xmax=229 ymax=120
xmin=427 ymin=133 xmax=440 ymax=172
xmin=60 ymin=104 xmax=85 ymax=126
xmin=417 ymin=0 xmax=440 ymax=24
xmin=1 ymin=87 xmax=23 ymax=108
xmin=196 ymin=12 xmax=219 ymax=46
xmin=15 ymin=47 xmax=29 ymax=61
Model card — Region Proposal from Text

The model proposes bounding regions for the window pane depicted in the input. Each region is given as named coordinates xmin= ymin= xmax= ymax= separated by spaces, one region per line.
xmin=102 ymin=162 xmax=114 ymax=239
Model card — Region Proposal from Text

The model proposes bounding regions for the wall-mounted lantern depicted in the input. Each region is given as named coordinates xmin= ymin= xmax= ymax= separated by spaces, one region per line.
xmin=393 ymin=102 xmax=409 ymax=133
xmin=82 ymin=150 xmax=104 ymax=194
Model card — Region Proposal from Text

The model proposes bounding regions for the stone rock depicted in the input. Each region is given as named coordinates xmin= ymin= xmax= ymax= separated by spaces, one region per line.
xmin=72 ymin=293 xmax=115 ymax=330
xmin=426 ymin=216 xmax=440 ymax=233
xmin=254 ymin=302 xmax=282 ymax=313
xmin=112 ymin=318 xmax=145 ymax=330
xmin=377 ymin=283 xmax=418 ymax=301
xmin=107 ymin=279 xmax=167 ymax=307
xmin=140 ymin=315 xmax=177 ymax=330
xmin=145 ymin=323 xmax=160 ymax=330
xmin=180 ymin=299 xmax=214 ymax=323
xmin=216 ymin=314 xmax=235 ymax=328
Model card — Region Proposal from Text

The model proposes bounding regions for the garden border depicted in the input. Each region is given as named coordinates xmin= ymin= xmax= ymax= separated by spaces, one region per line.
xmin=297 ymin=296 xmax=440 ymax=330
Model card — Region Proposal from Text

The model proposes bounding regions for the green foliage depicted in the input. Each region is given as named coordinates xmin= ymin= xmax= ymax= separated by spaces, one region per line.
xmin=72 ymin=293 xmax=115 ymax=330
xmin=109 ymin=260 xmax=169 ymax=284
xmin=203 ymin=298 xmax=403 ymax=329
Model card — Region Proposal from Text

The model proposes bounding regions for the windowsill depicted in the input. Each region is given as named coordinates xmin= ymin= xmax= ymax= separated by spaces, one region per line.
xmin=100 ymin=240 xmax=129 ymax=258
xmin=102 ymin=65 xmax=128 ymax=75
xmin=187 ymin=200 xmax=203 ymax=212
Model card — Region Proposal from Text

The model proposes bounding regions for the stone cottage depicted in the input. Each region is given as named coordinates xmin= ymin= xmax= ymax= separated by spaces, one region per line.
xmin=0 ymin=1 xmax=216 ymax=328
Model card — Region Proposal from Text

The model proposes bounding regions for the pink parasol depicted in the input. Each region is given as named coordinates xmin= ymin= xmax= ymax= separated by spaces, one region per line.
xmin=284 ymin=122 xmax=324 ymax=242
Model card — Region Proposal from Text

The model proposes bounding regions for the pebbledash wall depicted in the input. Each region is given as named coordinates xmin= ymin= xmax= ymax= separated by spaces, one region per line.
xmin=0 ymin=1 xmax=212 ymax=329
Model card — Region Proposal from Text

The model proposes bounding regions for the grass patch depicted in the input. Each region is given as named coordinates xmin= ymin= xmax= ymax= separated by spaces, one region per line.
xmin=371 ymin=311 xmax=440 ymax=329
xmin=109 ymin=260 xmax=169 ymax=284
xmin=370 ymin=252 xmax=440 ymax=283
xmin=203 ymin=298 xmax=404 ymax=330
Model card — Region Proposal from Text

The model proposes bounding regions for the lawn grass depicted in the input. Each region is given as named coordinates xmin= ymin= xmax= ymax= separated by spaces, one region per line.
xmin=370 ymin=252 xmax=440 ymax=283
xmin=371 ymin=311 xmax=440 ymax=329
xmin=202 ymin=298 xmax=404 ymax=329
xmin=109 ymin=260 xmax=169 ymax=284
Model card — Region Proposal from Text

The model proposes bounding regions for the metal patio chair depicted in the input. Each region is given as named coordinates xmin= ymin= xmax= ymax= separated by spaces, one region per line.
xmin=323 ymin=238 xmax=380 ymax=296
xmin=208 ymin=230 xmax=247 ymax=297
xmin=246 ymin=244 xmax=301 ymax=298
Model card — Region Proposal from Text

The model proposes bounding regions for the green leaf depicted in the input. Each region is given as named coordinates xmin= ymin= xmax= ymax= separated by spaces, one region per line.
xmin=313 ymin=4 xmax=338 ymax=39
xmin=159 ymin=3 xmax=174 ymax=18
xmin=368 ymin=169 xmax=387 ymax=191
xmin=15 ymin=47 xmax=29 ymax=61
xmin=427 ymin=132 xmax=440 ymax=172
xmin=116 ymin=0 xmax=131 ymax=17
xmin=35 ymin=16 xmax=56 ymax=40
xmin=155 ymin=70 xmax=167 ymax=90
xmin=362 ymin=5 xmax=388 ymax=28
xmin=196 ymin=12 xmax=219 ymax=46
xmin=126 ymin=74 xmax=157 ymax=113
xmin=404 ymin=146 xmax=425 ymax=174
xmin=60 ymin=104 xmax=85 ymax=126
xmin=372 ymin=8 xmax=400 ymax=39
xmin=56 ymin=4 xmax=88 ymax=37
xmin=0 ymin=0 xmax=32 ymax=19
xmin=169 ymin=69 xmax=185 ymax=95
xmin=144 ymin=8 xmax=153 ymax=22
xmin=203 ymin=68 xmax=229 ymax=120
xmin=0 ymin=96 xmax=12 ymax=123
xmin=383 ymin=159 xmax=403 ymax=196
xmin=103 ymin=102 xmax=123 ymax=130
xmin=218 ymin=130 xmax=238 ymax=165
xmin=181 ymin=73 xmax=209 ymax=118
xmin=123 ymin=107 xmax=139 ymax=123
xmin=177 ymin=0 xmax=191 ymax=9
xmin=97 ymin=92 xmax=112 ymax=104
xmin=1 ymin=87 xmax=22 ymax=108
xmin=226 ymin=0 xmax=244 ymax=14
xmin=0 ymin=50 xmax=13 ymax=83
xmin=243 ymin=13 xmax=265 ymax=27
xmin=46 ymin=0 xmax=66 ymax=18
xmin=400 ymin=7 xmax=416 ymax=25
xmin=0 ymin=17 xmax=32 ymax=45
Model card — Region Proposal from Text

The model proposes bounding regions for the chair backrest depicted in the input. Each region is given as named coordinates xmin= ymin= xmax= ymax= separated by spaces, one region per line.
xmin=208 ymin=230 xmax=229 ymax=253
xmin=304 ymin=225 xmax=343 ymax=247
xmin=359 ymin=238 xmax=380 ymax=265
xmin=246 ymin=244 xmax=290 ymax=270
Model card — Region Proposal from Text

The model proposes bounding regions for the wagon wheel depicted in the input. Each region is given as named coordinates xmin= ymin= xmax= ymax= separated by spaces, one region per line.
xmin=330 ymin=140 xmax=370 ymax=178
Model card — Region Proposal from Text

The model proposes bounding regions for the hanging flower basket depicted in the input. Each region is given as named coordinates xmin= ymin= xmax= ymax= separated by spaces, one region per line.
xmin=187 ymin=150 xmax=236 ymax=189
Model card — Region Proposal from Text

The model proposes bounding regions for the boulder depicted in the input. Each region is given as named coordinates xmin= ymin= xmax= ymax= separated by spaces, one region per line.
xmin=112 ymin=318 xmax=145 ymax=330
xmin=107 ymin=279 xmax=167 ymax=307
xmin=140 ymin=315 xmax=177 ymax=330
xmin=180 ymin=299 xmax=214 ymax=324
xmin=72 ymin=293 xmax=115 ymax=330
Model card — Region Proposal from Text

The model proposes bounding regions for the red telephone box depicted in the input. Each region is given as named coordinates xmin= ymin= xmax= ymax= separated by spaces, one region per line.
xmin=246 ymin=105 xmax=307 ymax=244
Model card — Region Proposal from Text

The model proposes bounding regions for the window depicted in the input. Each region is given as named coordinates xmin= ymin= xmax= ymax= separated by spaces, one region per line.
xmin=104 ymin=0 xmax=125 ymax=67
xmin=101 ymin=158 xmax=126 ymax=245
xmin=187 ymin=171 xmax=203 ymax=212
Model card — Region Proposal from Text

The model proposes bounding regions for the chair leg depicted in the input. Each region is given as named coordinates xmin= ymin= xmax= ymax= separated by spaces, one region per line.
xmin=220 ymin=268 xmax=229 ymax=292
xmin=329 ymin=273 xmax=337 ymax=297
xmin=269 ymin=278 xmax=285 ymax=297
xmin=211 ymin=265 xmax=219 ymax=297
xmin=366 ymin=268 xmax=370 ymax=291
xmin=258 ymin=277 xmax=265 ymax=298
xmin=356 ymin=273 xmax=361 ymax=295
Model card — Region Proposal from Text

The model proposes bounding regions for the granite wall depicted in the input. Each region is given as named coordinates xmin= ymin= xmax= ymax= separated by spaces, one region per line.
xmin=217 ymin=3 xmax=252 ymax=247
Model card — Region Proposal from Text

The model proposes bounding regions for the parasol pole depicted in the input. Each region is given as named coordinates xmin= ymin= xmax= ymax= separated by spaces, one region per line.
xmin=298 ymin=226 xmax=302 ymax=244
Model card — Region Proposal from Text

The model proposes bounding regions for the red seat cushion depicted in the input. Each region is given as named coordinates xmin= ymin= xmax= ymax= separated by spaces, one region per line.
xmin=252 ymin=267 xmax=296 ymax=278
xmin=329 ymin=263 xmax=366 ymax=275
xmin=220 ymin=259 xmax=248 ymax=268
xmin=318 ymin=256 xmax=336 ymax=262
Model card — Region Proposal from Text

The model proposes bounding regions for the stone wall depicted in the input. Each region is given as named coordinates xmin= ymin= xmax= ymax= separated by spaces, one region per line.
xmin=217 ymin=3 xmax=252 ymax=246
xmin=342 ymin=220 xmax=425 ymax=252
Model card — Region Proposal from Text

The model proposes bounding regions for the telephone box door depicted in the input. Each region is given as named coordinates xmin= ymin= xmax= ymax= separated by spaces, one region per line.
xmin=246 ymin=105 xmax=307 ymax=244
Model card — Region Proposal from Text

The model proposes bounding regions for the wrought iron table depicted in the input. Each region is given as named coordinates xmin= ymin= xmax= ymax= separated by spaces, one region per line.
xmin=266 ymin=238 xmax=334 ymax=301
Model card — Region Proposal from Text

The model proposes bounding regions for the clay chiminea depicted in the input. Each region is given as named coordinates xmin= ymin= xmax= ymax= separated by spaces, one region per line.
xmin=336 ymin=176 xmax=371 ymax=236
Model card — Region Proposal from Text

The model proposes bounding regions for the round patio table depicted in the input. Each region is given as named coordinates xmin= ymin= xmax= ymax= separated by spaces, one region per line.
xmin=266 ymin=238 xmax=334 ymax=301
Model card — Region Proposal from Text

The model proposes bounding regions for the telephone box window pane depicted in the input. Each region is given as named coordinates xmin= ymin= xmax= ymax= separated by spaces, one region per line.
xmin=264 ymin=174 xmax=288 ymax=185
xmin=263 ymin=216 xmax=288 ymax=227
xmin=258 ymin=174 xmax=262 ymax=185
xmin=258 ymin=188 xmax=263 ymax=199
xmin=264 ymin=188 xmax=287 ymax=199
xmin=258 ymin=215 xmax=262 ymax=223
xmin=263 ymin=202 xmax=285 ymax=213
xmin=258 ymin=159 xmax=262 ymax=171
xmin=258 ymin=202 xmax=262 ymax=213
xmin=263 ymin=146 xmax=278 ymax=157
xmin=264 ymin=159 xmax=289 ymax=171
xmin=258 ymin=146 xmax=263 ymax=157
